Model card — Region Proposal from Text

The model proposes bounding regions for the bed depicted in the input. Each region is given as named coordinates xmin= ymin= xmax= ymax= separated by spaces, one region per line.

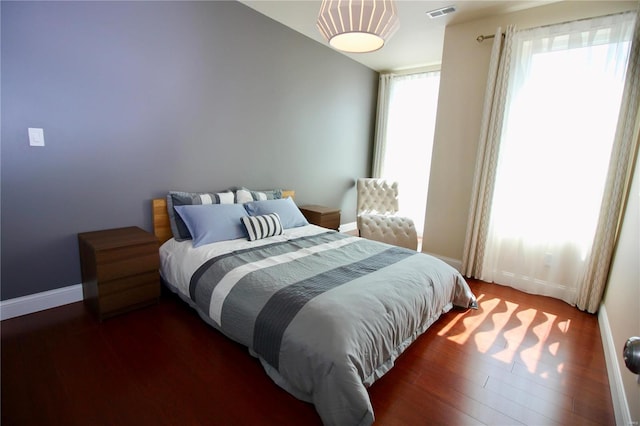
xmin=153 ymin=191 xmax=477 ymax=426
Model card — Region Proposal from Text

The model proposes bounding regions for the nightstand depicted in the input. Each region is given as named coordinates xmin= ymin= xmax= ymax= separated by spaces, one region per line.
xmin=299 ymin=205 xmax=341 ymax=231
xmin=78 ymin=226 xmax=160 ymax=320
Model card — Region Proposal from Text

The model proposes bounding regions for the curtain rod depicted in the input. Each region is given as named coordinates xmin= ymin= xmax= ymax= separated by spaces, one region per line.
xmin=475 ymin=9 xmax=637 ymax=43
xmin=476 ymin=33 xmax=501 ymax=43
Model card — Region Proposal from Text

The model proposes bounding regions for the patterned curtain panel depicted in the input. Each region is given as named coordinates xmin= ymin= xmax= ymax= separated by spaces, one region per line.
xmin=577 ymin=11 xmax=640 ymax=313
xmin=461 ymin=26 xmax=516 ymax=278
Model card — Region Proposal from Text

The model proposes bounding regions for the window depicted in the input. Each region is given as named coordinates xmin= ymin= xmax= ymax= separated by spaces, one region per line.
xmin=377 ymin=71 xmax=440 ymax=235
xmin=481 ymin=13 xmax=635 ymax=303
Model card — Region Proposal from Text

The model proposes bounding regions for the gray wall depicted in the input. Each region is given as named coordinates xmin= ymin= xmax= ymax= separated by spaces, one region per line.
xmin=1 ymin=1 xmax=378 ymax=300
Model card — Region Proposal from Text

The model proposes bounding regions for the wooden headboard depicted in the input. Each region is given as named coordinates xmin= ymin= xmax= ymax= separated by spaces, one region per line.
xmin=152 ymin=190 xmax=295 ymax=244
xmin=152 ymin=198 xmax=173 ymax=244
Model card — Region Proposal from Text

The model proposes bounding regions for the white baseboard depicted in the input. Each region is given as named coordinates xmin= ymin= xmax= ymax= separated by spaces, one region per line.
xmin=422 ymin=251 xmax=462 ymax=272
xmin=0 ymin=284 xmax=83 ymax=321
xmin=598 ymin=305 xmax=632 ymax=426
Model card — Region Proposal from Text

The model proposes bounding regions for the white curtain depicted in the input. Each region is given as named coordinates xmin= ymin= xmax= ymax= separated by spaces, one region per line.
xmin=373 ymin=71 xmax=441 ymax=234
xmin=461 ymin=26 xmax=516 ymax=277
xmin=577 ymin=11 xmax=640 ymax=312
xmin=479 ymin=12 xmax=637 ymax=309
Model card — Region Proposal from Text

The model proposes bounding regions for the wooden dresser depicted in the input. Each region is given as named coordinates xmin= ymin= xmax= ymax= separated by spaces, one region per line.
xmin=299 ymin=205 xmax=341 ymax=231
xmin=78 ymin=226 xmax=160 ymax=320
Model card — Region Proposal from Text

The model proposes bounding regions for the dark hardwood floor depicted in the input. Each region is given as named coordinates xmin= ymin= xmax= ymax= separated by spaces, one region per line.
xmin=1 ymin=279 xmax=614 ymax=425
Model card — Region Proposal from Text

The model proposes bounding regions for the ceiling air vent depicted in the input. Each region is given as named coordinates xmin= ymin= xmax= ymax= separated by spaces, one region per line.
xmin=426 ymin=6 xmax=456 ymax=18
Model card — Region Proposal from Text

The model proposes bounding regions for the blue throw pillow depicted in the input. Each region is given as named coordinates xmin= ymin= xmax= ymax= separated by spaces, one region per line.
xmin=244 ymin=197 xmax=309 ymax=229
xmin=166 ymin=191 xmax=234 ymax=241
xmin=174 ymin=203 xmax=248 ymax=247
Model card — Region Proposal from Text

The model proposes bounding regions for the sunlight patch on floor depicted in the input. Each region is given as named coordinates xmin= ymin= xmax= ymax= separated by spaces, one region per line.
xmin=492 ymin=307 xmax=537 ymax=364
xmin=441 ymin=293 xmax=500 ymax=345
xmin=439 ymin=289 xmax=570 ymax=376
xmin=473 ymin=300 xmax=518 ymax=353
xmin=436 ymin=293 xmax=485 ymax=338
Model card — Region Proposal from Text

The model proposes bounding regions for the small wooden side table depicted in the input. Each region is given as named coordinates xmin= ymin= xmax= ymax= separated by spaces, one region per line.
xmin=299 ymin=205 xmax=341 ymax=231
xmin=78 ymin=226 xmax=160 ymax=320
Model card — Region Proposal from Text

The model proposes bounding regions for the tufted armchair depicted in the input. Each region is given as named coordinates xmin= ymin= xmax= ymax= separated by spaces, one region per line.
xmin=356 ymin=178 xmax=418 ymax=251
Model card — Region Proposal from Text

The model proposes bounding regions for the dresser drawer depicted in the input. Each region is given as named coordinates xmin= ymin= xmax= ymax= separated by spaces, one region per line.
xmin=98 ymin=270 xmax=159 ymax=296
xmin=96 ymin=252 xmax=160 ymax=281
xmin=98 ymin=275 xmax=160 ymax=319
xmin=94 ymin=242 xmax=158 ymax=264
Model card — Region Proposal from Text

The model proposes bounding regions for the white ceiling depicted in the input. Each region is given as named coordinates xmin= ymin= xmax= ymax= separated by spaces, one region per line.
xmin=239 ymin=0 xmax=553 ymax=72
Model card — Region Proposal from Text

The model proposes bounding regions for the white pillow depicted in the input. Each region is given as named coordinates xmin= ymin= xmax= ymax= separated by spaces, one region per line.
xmin=235 ymin=188 xmax=254 ymax=204
xmin=217 ymin=192 xmax=234 ymax=204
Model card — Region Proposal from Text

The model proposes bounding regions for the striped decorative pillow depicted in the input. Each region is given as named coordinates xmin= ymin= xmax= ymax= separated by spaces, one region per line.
xmin=241 ymin=213 xmax=283 ymax=241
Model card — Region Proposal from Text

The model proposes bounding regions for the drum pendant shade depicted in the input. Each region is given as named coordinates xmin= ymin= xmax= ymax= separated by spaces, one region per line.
xmin=316 ymin=0 xmax=399 ymax=53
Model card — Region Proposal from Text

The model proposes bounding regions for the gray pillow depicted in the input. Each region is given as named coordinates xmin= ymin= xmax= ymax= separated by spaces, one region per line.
xmin=228 ymin=187 xmax=283 ymax=203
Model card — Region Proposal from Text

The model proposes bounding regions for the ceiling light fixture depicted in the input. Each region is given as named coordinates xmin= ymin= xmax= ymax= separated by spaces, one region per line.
xmin=316 ymin=0 xmax=400 ymax=53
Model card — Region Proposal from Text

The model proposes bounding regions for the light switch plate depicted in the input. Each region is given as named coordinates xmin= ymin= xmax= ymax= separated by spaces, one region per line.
xmin=28 ymin=128 xmax=45 ymax=147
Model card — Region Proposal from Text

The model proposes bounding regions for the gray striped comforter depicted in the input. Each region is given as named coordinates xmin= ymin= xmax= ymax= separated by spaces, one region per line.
xmin=186 ymin=231 xmax=476 ymax=425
